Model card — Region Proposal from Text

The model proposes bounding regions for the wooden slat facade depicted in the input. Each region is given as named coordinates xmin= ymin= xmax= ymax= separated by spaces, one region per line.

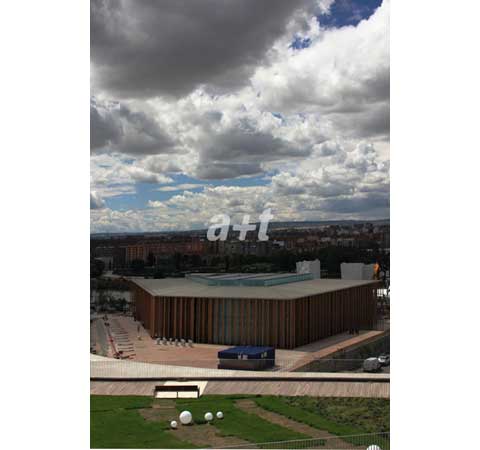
xmin=131 ymin=283 xmax=379 ymax=349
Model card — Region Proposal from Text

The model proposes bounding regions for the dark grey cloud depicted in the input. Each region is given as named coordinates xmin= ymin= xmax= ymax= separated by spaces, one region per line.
xmin=329 ymin=102 xmax=389 ymax=140
xmin=195 ymin=162 xmax=262 ymax=180
xmin=319 ymin=193 xmax=389 ymax=214
xmin=90 ymin=101 xmax=123 ymax=149
xmin=90 ymin=98 xmax=176 ymax=155
xmin=195 ymin=126 xmax=312 ymax=179
xmin=291 ymin=192 xmax=388 ymax=218
xmin=91 ymin=0 xmax=312 ymax=98
xmin=327 ymin=69 xmax=390 ymax=114
xmin=202 ymin=128 xmax=309 ymax=162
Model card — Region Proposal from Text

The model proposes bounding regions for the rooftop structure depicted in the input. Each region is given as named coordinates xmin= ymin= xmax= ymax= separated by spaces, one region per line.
xmin=296 ymin=259 xmax=321 ymax=279
xmin=130 ymin=276 xmax=379 ymax=300
xmin=187 ymin=272 xmax=313 ymax=287
xmin=341 ymin=263 xmax=376 ymax=280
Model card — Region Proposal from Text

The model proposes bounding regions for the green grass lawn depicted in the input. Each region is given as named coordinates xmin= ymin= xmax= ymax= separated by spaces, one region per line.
xmin=91 ymin=395 xmax=389 ymax=449
xmin=254 ymin=396 xmax=389 ymax=448
xmin=176 ymin=395 xmax=308 ymax=444
xmin=91 ymin=396 xmax=196 ymax=449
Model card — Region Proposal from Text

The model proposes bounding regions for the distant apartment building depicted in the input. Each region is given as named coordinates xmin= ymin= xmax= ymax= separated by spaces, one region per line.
xmin=125 ymin=238 xmax=207 ymax=264
xmin=93 ymin=245 xmax=126 ymax=269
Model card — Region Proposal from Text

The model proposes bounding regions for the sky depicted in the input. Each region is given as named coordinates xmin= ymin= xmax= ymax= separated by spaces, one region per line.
xmin=90 ymin=0 xmax=389 ymax=233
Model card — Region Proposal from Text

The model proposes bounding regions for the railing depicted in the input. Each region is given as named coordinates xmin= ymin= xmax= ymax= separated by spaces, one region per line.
xmin=220 ymin=432 xmax=390 ymax=449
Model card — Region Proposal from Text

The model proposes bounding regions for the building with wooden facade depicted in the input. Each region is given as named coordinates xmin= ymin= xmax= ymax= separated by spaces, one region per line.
xmin=130 ymin=274 xmax=380 ymax=349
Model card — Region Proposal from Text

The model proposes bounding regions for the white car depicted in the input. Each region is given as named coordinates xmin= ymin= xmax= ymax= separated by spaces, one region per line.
xmin=378 ymin=354 xmax=390 ymax=366
xmin=363 ymin=357 xmax=381 ymax=373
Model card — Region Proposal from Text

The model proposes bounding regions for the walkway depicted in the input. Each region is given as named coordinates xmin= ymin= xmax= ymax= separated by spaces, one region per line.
xmin=93 ymin=319 xmax=110 ymax=357
xmin=90 ymin=355 xmax=389 ymax=398
xmin=91 ymin=378 xmax=389 ymax=398
xmin=289 ymin=330 xmax=386 ymax=371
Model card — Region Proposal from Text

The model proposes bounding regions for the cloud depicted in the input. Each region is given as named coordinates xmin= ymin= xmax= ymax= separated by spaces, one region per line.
xmin=90 ymin=191 xmax=105 ymax=209
xmin=194 ymin=122 xmax=311 ymax=179
xmin=91 ymin=0 xmax=333 ymax=99
xmin=90 ymin=153 xmax=172 ymax=201
xmin=90 ymin=0 xmax=390 ymax=231
xmin=90 ymin=98 xmax=176 ymax=155
xmin=126 ymin=167 xmax=173 ymax=184
xmin=195 ymin=162 xmax=263 ymax=180
xmin=91 ymin=139 xmax=389 ymax=232
xmin=156 ymin=183 xmax=205 ymax=192
xmin=251 ymin=0 xmax=389 ymax=139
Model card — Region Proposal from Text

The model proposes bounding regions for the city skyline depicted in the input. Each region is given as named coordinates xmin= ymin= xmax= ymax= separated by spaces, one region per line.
xmin=91 ymin=0 xmax=390 ymax=233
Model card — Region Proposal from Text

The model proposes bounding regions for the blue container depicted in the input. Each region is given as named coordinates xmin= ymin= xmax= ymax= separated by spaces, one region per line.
xmin=218 ymin=346 xmax=275 ymax=370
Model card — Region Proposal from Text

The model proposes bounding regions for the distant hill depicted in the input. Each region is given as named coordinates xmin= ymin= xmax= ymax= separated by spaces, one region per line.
xmin=265 ymin=219 xmax=390 ymax=229
xmin=90 ymin=218 xmax=389 ymax=239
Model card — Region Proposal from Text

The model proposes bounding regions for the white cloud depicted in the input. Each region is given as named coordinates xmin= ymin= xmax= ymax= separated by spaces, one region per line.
xmin=90 ymin=0 xmax=390 ymax=231
xmin=90 ymin=191 xmax=105 ymax=210
xmin=156 ymin=183 xmax=205 ymax=192
xmin=91 ymin=139 xmax=389 ymax=232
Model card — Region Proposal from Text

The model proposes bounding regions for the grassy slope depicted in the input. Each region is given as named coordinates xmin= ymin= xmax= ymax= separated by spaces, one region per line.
xmin=176 ymin=395 xmax=309 ymax=444
xmin=91 ymin=396 xmax=196 ymax=449
xmin=91 ymin=395 xmax=389 ymax=449
xmin=254 ymin=396 xmax=389 ymax=447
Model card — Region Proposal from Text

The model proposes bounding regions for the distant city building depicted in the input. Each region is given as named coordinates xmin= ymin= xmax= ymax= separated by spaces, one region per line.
xmin=90 ymin=221 xmax=390 ymax=270
xmin=93 ymin=246 xmax=126 ymax=269
xmin=125 ymin=238 xmax=207 ymax=264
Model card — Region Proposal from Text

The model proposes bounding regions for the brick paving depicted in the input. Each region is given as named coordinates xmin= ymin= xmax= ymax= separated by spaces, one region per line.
xmin=104 ymin=314 xmax=383 ymax=371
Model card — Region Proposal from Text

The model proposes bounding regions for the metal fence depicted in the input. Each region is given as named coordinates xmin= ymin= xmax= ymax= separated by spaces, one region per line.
xmin=221 ymin=432 xmax=390 ymax=449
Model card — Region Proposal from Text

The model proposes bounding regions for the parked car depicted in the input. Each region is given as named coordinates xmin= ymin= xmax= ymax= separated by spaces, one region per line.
xmin=378 ymin=353 xmax=390 ymax=366
xmin=363 ymin=357 xmax=382 ymax=373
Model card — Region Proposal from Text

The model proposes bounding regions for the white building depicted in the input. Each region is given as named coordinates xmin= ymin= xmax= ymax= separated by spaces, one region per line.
xmin=340 ymin=262 xmax=375 ymax=280
xmin=296 ymin=259 xmax=321 ymax=279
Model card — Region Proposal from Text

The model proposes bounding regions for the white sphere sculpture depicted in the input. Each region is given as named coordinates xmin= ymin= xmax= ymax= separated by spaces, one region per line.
xmin=170 ymin=420 xmax=178 ymax=429
xmin=179 ymin=410 xmax=193 ymax=425
xmin=204 ymin=412 xmax=213 ymax=422
xmin=366 ymin=445 xmax=382 ymax=450
xmin=216 ymin=411 xmax=224 ymax=419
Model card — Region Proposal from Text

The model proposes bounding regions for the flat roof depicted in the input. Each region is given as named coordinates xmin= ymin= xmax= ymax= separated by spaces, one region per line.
xmin=129 ymin=277 xmax=379 ymax=300
xmin=187 ymin=272 xmax=313 ymax=286
xmin=218 ymin=346 xmax=274 ymax=356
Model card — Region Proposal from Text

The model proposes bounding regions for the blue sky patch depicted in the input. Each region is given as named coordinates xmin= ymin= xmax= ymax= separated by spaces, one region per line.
xmin=318 ymin=0 xmax=382 ymax=28
xmin=104 ymin=174 xmax=271 ymax=210
xmin=290 ymin=36 xmax=312 ymax=50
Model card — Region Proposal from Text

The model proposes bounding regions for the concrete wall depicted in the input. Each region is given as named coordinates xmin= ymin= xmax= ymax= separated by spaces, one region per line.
xmin=295 ymin=332 xmax=390 ymax=372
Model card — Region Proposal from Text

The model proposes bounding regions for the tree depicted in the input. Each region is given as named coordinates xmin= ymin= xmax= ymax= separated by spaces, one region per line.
xmin=131 ymin=259 xmax=145 ymax=274
xmin=173 ymin=252 xmax=183 ymax=271
xmin=147 ymin=252 xmax=155 ymax=267
xmin=91 ymin=258 xmax=105 ymax=278
xmin=153 ymin=268 xmax=165 ymax=279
